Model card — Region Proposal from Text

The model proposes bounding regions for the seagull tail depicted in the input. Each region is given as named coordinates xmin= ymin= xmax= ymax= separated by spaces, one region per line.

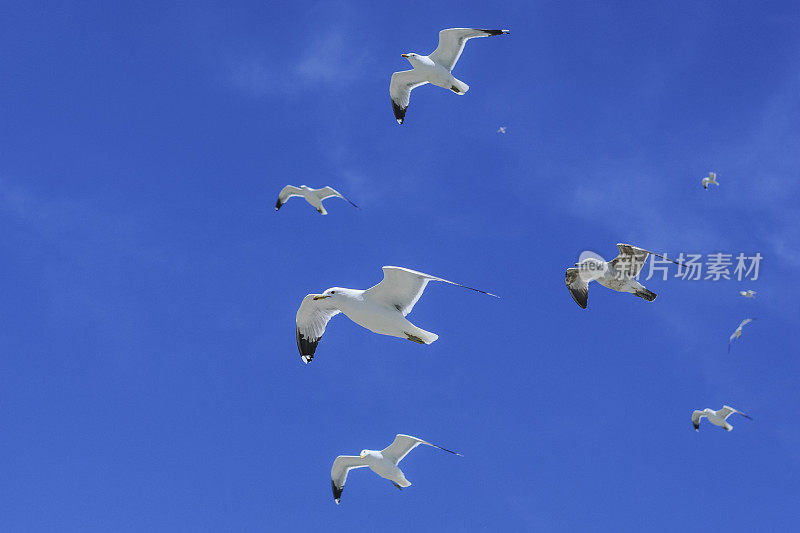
xmin=634 ymin=288 xmax=657 ymax=302
xmin=449 ymin=78 xmax=469 ymax=95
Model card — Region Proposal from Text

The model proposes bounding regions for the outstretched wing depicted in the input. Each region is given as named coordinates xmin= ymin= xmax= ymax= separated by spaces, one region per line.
xmin=565 ymin=268 xmax=589 ymax=309
xmin=389 ymin=70 xmax=429 ymax=124
xmin=381 ymin=434 xmax=461 ymax=465
xmin=738 ymin=318 xmax=755 ymax=329
xmin=314 ymin=186 xmax=359 ymax=208
xmin=719 ymin=405 xmax=752 ymax=421
xmin=608 ymin=244 xmax=651 ymax=277
xmin=330 ymin=455 xmax=368 ymax=504
xmin=275 ymin=185 xmax=304 ymax=211
xmin=429 ymin=28 xmax=509 ymax=71
xmin=364 ymin=266 xmax=497 ymax=317
xmin=295 ymin=294 xmax=341 ymax=363
xmin=691 ymin=410 xmax=706 ymax=430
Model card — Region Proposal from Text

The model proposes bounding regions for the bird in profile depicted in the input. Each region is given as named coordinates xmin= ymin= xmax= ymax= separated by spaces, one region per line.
xmin=692 ymin=405 xmax=752 ymax=431
xmin=565 ymin=244 xmax=682 ymax=309
xmin=330 ymin=434 xmax=461 ymax=504
xmin=739 ymin=290 xmax=756 ymax=298
xmin=274 ymin=185 xmax=358 ymax=215
xmin=295 ymin=266 xmax=498 ymax=363
xmin=729 ymin=318 xmax=755 ymax=352
xmin=701 ymin=172 xmax=719 ymax=190
xmin=497 ymin=126 xmax=507 ymax=134
xmin=389 ymin=28 xmax=509 ymax=124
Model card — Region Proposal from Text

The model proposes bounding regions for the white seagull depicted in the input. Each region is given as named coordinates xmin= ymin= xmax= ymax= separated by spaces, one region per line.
xmin=389 ymin=28 xmax=509 ymax=124
xmin=739 ymin=290 xmax=756 ymax=298
xmin=729 ymin=318 xmax=755 ymax=352
xmin=274 ymin=185 xmax=358 ymax=215
xmin=330 ymin=434 xmax=461 ymax=504
xmin=565 ymin=244 xmax=682 ymax=309
xmin=497 ymin=126 xmax=507 ymax=134
xmin=295 ymin=266 xmax=498 ymax=363
xmin=701 ymin=172 xmax=719 ymax=190
xmin=692 ymin=405 xmax=752 ymax=431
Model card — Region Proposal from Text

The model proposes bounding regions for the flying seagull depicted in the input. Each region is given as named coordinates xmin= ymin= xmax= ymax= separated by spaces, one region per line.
xmin=497 ymin=126 xmax=507 ymax=134
xmin=331 ymin=434 xmax=461 ymax=504
xmin=295 ymin=266 xmax=498 ymax=363
xmin=739 ymin=290 xmax=756 ymax=298
xmin=565 ymin=244 xmax=683 ymax=309
xmin=701 ymin=172 xmax=719 ymax=190
xmin=692 ymin=405 xmax=752 ymax=431
xmin=729 ymin=318 xmax=755 ymax=352
xmin=274 ymin=185 xmax=358 ymax=215
xmin=389 ymin=28 xmax=509 ymax=124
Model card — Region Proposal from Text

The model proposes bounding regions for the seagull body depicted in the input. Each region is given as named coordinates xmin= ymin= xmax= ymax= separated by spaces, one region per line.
xmin=389 ymin=28 xmax=509 ymax=124
xmin=497 ymin=126 xmax=507 ymax=134
xmin=701 ymin=172 xmax=719 ymax=190
xmin=296 ymin=266 xmax=497 ymax=363
xmin=565 ymin=244 xmax=681 ymax=309
xmin=729 ymin=318 xmax=755 ymax=352
xmin=692 ymin=405 xmax=752 ymax=431
xmin=739 ymin=290 xmax=756 ymax=298
xmin=330 ymin=434 xmax=461 ymax=504
xmin=274 ymin=185 xmax=357 ymax=215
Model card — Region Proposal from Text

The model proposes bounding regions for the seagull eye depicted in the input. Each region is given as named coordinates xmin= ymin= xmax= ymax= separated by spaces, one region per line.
xmin=330 ymin=291 xmax=336 ymax=294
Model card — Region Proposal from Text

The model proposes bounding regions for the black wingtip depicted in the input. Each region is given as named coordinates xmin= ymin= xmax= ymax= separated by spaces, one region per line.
xmin=275 ymin=198 xmax=283 ymax=211
xmin=480 ymin=29 xmax=510 ymax=36
xmin=332 ymin=480 xmax=343 ymax=504
xmin=296 ymin=327 xmax=319 ymax=363
xmin=391 ymin=99 xmax=407 ymax=124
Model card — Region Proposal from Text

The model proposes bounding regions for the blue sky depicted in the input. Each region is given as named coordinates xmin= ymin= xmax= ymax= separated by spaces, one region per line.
xmin=1 ymin=1 xmax=799 ymax=531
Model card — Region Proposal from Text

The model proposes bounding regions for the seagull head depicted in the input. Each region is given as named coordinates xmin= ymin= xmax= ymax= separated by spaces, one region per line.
xmin=575 ymin=257 xmax=607 ymax=281
xmin=359 ymin=450 xmax=369 ymax=459
xmin=312 ymin=287 xmax=356 ymax=302
xmin=401 ymin=53 xmax=420 ymax=64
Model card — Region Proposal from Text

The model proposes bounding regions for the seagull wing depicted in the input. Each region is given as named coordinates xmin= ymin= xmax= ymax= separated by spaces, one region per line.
xmin=691 ymin=410 xmax=706 ymax=430
xmin=381 ymin=434 xmax=462 ymax=465
xmin=315 ymin=186 xmax=359 ymax=208
xmin=275 ymin=185 xmax=304 ymax=211
xmin=719 ymin=405 xmax=752 ymax=421
xmin=389 ymin=70 xmax=429 ymax=124
xmin=565 ymin=268 xmax=589 ymax=309
xmin=364 ymin=266 xmax=498 ymax=316
xmin=295 ymin=294 xmax=341 ymax=363
xmin=609 ymin=244 xmax=651 ymax=277
xmin=429 ymin=28 xmax=509 ymax=71
xmin=330 ymin=455 xmax=369 ymax=504
xmin=738 ymin=318 xmax=755 ymax=329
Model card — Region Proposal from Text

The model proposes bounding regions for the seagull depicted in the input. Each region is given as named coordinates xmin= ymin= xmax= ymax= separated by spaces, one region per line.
xmin=497 ymin=126 xmax=507 ymax=134
xmin=295 ymin=266 xmax=498 ymax=363
xmin=565 ymin=244 xmax=683 ymax=309
xmin=330 ymin=434 xmax=461 ymax=504
xmin=701 ymin=172 xmax=719 ymax=190
xmin=692 ymin=405 xmax=752 ymax=431
xmin=739 ymin=290 xmax=756 ymax=298
xmin=729 ymin=318 xmax=755 ymax=352
xmin=274 ymin=185 xmax=358 ymax=215
xmin=389 ymin=28 xmax=509 ymax=124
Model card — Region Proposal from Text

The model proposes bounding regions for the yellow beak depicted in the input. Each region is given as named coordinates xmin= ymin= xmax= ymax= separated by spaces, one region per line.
xmin=312 ymin=294 xmax=331 ymax=301
xmin=401 ymin=54 xmax=409 ymax=58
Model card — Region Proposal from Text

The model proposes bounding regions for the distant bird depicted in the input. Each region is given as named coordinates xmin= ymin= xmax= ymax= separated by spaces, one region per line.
xmin=331 ymin=434 xmax=461 ymax=504
xmin=729 ymin=318 xmax=755 ymax=352
xmin=295 ymin=266 xmax=498 ymax=363
xmin=497 ymin=126 xmax=507 ymax=134
xmin=389 ymin=28 xmax=510 ymax=124
xmin=701 ymin=172 xmax=719 ymax=190
xmin=692 ymin=405 xmax=752 ymax=431
xmin=565 ymin=244 xmax=682 ymax=309
xmin=739 ymin=290 xmax=756 ymax=298
xmin=274 ymin=185 xmax=358 ymax=215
